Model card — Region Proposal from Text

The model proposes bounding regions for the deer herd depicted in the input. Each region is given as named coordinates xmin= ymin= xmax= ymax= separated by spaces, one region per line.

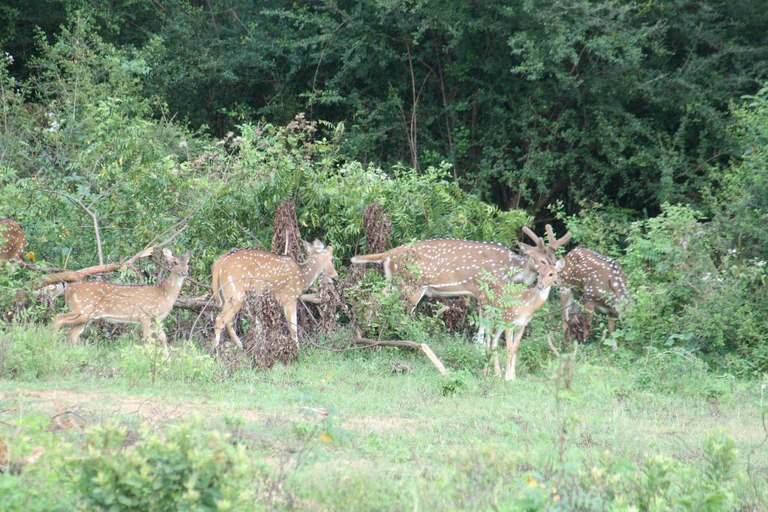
xmin=2 ymin=216 xmax=629 ymax=380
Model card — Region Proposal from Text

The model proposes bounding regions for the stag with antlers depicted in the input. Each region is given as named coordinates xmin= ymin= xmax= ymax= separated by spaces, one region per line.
xmin=211 ymin=240 xmax=338 ymax=351
xmin=350 ymin=231 xmax=555 ymax=341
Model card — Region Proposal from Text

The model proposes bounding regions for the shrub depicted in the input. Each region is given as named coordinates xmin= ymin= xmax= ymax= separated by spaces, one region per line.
xmin=70 ymin=421 xmax=256 ymax=511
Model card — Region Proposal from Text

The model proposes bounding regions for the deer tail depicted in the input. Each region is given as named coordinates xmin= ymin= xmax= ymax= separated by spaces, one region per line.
xmin=350 ymin=251 xmax=391 ymax=265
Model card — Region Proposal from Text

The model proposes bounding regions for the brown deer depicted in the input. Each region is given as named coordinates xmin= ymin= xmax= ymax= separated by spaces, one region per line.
xmin=211 ymin=240 xmax=338 ymax=351
xmin=349 ymin=232 xmax=555 ymax=341
xmin=484 ymin=258 xmax=564 ymax=380
xmin=543 ymin=225 xmax=630 ymax=337
xmin=53 ymin=248 xmax=191 ymax=355
xmin=0 ymin=218 xmax=27 ymax=261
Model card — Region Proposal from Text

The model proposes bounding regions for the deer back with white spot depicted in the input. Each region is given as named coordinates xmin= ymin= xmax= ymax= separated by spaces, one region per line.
xmin=53 ymin=248 xmax=191 ymax=354
xmin=0 ymin=218 xmax=27 ymax=261
xmin=560 ymin=248 xmax=629 ymax=312
xmin=350 ymin=235 xmax=551 ymax=311
xmin=212 ymin=239 xmax=337 ymax=350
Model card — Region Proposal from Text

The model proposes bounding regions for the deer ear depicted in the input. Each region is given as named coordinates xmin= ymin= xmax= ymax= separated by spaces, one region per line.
xmin=185 ymin=250 xmax=192 ymax=261
xmin=313 ymin=239 xmax=326 ymax=250
xmin=556 ymin=258 xmax=565 ymax=271
xmin=302 ymin=240 xmax=313 ymax=253
xmin=162 ymin=248 xmax=174 ymax=262
xmin=517 ymin=242 xmax=533 ymax=255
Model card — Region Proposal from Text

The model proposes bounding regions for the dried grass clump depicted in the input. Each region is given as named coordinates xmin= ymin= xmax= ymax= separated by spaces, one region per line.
xmin=271 ymin=200 xmax=302 ymax=261
xmin=361 ymin=202 xmax=391 ymax=255
xmin=241 ymin=292 xmax=297 ymax=370
xmin=565 ymin=311 xmax=594 ymax=346
xmin=313 ymin=278 xmax=341 ymax=336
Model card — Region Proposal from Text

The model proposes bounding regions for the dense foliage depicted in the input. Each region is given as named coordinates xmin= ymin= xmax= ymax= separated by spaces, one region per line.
xmin=0 ymin=11 xmax=767 ymax=376
xmin=2 ymin=0 xmax=767 ymax=213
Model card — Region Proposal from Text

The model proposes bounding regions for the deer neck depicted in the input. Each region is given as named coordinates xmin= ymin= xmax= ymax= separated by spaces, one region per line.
xmin=159 ymin=268 xmax=187 ymax=302
xmin=298 ymin=256 xmax=324 ymax=290
xmin=559 ymin=256 xmax=575 ymax=285
xmin=523 ymin=284 xmax=552 ymax=310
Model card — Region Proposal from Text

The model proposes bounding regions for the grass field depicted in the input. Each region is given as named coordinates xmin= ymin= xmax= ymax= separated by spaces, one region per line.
xmin=0 ymin=323 xmax=766 ymax=510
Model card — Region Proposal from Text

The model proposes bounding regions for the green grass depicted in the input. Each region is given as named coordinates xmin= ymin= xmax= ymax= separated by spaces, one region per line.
xmin=0 ymin=322 xmax=766 ymax=510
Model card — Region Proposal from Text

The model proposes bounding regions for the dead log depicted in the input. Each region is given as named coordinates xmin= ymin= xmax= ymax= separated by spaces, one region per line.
xmin=352 ymin=332 xmax=450 ymax=378
xmin=35 ymin=247 xmax=155 ymax=287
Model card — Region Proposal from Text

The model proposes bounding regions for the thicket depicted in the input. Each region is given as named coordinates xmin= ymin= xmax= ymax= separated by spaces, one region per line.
xmin=0 ymin=14 xmax=766 ymax=377
xmin=2 ymin=1 xmax=768 ymax=214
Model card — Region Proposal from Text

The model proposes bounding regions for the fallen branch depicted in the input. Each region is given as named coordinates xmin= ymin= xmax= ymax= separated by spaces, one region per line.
xmin=353 ymin=331 xmax=450 ymax=378
xmin=35 ymin=247 xmax=154 ymax=287
xmin=174 ymin=293 xmax=321 ymax=312
xmin=546 ymin=333 xmax=560 ymax=357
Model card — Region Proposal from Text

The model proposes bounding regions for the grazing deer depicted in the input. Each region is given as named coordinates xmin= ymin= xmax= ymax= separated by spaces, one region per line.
xmin=543 ymin=225 xmax=630 ymax=337
xmin=350 ymin=232 xmax=555 ymax=341
xmin=53 ymin=248 xmax=191 ymax=355
xmin=0 ymin=218 xmax=27 ymax=262
xmin=484 ymin=259 xmax=565 ymax=380
xmin=211 ymin=240 xmax=338 ymax=351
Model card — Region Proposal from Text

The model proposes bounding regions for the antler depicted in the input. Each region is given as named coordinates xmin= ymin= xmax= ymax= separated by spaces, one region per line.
xmin=545 ymin=224 xmax=572 ymax=250
xmin=521 ymin=226 xmax=546 ymax=250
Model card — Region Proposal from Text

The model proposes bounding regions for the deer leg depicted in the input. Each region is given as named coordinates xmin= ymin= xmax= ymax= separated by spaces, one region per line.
xmin=491 ymin=329 xmax=502 ymax=377
xmin=140 ymin=318 xmax=155 ymax=345
xmin=68 ymin=322 xmax=88 ymax=345
xmin=214 ymin=302 xmax=244 ymax=350
xmin=607 ymin=317 xmax=618 ymax=350
xmin=158 ymin=330 xmax=170 ymax=358
xmin=54 ymin=313 xmax=88 ymax=345
xmin=505 ymin=327 xmax=525 ymax=381
xmin=213 ymin=313 xmax=225 ymax=351
xmin=561 ymin=289 xmax=574 ymax=331
xmin=280 ymin=300 xmax=299 ymax=348
xmin=53 ymin=312 xmax=73 ymax=331
xmin=475 ymin=306 xmax=487 ymax=346
xmin=405 ymin=288 xmax=427 ymax=314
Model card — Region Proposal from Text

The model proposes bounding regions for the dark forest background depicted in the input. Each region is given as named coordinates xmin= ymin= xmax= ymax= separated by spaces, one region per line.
xmin=4 ymin=0 xmax=767 ymax=215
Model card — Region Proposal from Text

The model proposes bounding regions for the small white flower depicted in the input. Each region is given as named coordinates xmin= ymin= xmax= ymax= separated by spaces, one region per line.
xmin=729 ymin=248 xmax=738 ymax=254
xmin=178 ymin=140 xmax=188 ymax=149
xmin=4 ymin=52 xmax=13 ymax=64
xmin=757 ymin=260 xmax=766 ymax=267
xmin=47 ymin=120 xmax=60 ymax=133
xmin=702 ymin=272 xmax=711 ymax=281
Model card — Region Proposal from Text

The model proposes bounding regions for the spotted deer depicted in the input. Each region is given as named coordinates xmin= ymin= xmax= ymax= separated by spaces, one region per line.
xmin=0 ymin=218 xmax=27 ymax=261
xmin=483 ymin=258 xmax=564 ymax=380
xmin=211 ymin=240 xmax=338 ymax=351
xmin=53 ymin=248 xmax=191 ymax=355
xmin=350 ymin=232 xmax=555 ymax=341
xmin=543 ymin=225 xmax=630 ymax=337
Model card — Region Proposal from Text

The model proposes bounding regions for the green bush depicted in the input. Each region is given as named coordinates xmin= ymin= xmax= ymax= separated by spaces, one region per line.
xmin=70 ymin=422 xmax=256 ymax=511
xmin=613 ymin=203 xmax=768 ymax=375
xmin=0 ymin=323 xmax=89 ymax=380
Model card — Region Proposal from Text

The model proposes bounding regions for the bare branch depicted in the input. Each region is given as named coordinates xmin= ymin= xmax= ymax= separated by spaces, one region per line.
xmin=48 ymin=189 xmax=105 ymax=265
